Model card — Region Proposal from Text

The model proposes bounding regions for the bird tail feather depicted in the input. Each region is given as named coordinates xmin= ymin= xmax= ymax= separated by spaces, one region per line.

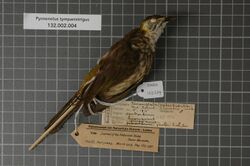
xmin=29 ymin=89 xmax=85 ymax=151
xmin=44 ymin=92 xmax=83 ymax=134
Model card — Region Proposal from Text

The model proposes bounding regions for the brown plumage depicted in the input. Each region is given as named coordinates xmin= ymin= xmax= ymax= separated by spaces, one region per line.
xmin=29 ymin=15 xmax=175 ymax=151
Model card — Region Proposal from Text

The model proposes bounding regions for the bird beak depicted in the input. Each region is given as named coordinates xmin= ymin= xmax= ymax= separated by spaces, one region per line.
xmin=165 ymin=16 xmax=176 ymax=22
xmin=157 ymin=16 xmax=176 ymax=24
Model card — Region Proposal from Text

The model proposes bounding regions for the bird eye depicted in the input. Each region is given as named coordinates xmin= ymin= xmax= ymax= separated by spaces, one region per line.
xmin=150 ymin=18 xmax=156 ymax=23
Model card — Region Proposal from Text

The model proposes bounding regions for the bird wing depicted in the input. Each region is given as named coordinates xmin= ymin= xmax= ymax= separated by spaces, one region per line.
xmin=81 ymin=36 xmax=142 ymax=106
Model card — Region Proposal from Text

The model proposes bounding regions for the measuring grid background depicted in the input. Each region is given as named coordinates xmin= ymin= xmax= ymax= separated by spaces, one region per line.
xmin=1 ymin=0 xmax=250 ymax=166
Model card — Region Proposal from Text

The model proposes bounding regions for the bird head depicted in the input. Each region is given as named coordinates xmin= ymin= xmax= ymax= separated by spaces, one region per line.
xmin=140 ymin=15 xmax=175 ymax=41
xmin=140 ymin=15 xmax=175 ymax=32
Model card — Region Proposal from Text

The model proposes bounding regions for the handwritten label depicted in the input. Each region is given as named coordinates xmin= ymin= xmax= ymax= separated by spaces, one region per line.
xmin=71 ymin=124 xmax=159 ymax=152
xmin=102 ymin=101 xmax=196 ymax=129
xmin=23 ymin=13 xmax=101 ymax=30
xmin=136 ymin=81 xmax=164 ymax=99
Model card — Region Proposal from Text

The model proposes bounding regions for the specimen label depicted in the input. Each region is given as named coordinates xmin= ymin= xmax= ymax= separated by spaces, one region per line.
xmin=23 ymin=13 xmax=101 ymax=30
xmin=102 ymin=101 xmax=196 ymax=129
xmin=71 ymin=124 xmax=159 ymax=152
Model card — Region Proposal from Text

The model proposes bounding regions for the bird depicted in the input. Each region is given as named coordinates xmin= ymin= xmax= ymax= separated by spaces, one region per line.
xmin=29 ymin=15 xmax=176 ymax=151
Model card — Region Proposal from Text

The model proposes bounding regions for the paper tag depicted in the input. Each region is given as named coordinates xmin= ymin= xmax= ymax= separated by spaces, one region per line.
xmin=102 ymin=101 xmax=196 ymax=129
xmin=71 ymin=124 xmax=159 ymax=152
xmin=136 ymin=81 xmax=164 ymax=99
xmin=23 ymin=13 xmax=101 ymax=30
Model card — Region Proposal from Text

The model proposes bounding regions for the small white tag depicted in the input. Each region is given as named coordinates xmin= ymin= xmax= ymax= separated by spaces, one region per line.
xmin=136 ymin=81 xmax=164 ymax=99
xmin=23 ymin=13 xmax=101 ymax=31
